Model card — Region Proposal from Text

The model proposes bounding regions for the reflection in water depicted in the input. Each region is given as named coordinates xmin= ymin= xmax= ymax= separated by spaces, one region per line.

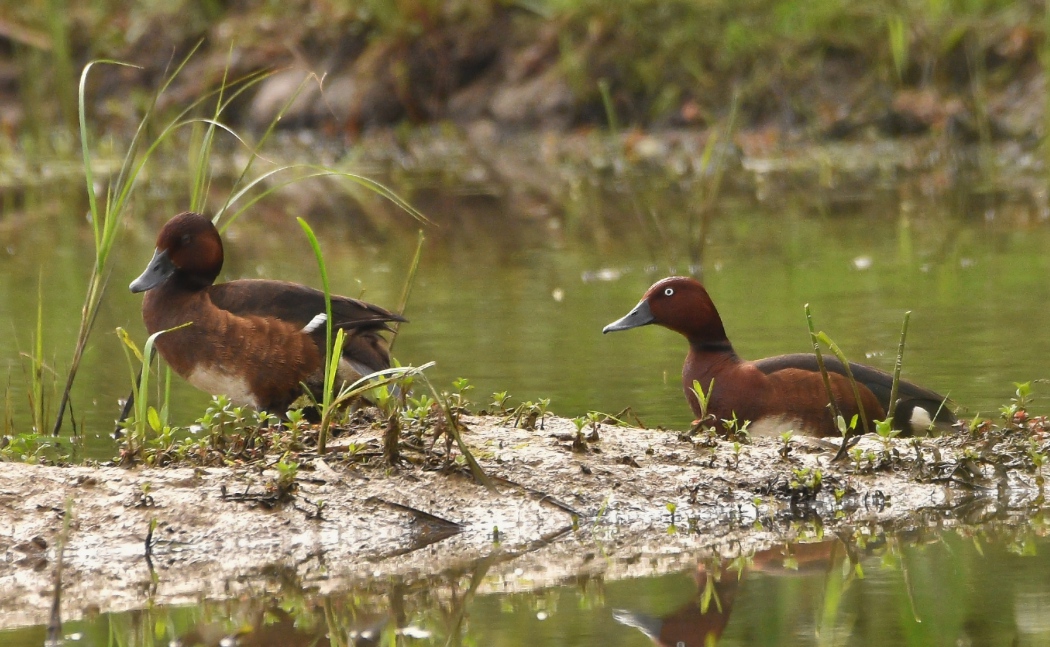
xmin=7 ymin=522 xmax=1050 ymax=646
xmin=613 ymin=540 xmax=849 ymax=647
xmin=614 ymin=561 xmax=742 ymax=647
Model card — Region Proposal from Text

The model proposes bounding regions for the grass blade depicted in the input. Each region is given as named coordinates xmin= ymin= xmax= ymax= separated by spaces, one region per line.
xmin=390 ymin=230 xmax=425 ymax=350
xmin=887 ymin=311 xmax=911 ymax=423
xmin=297 ymin=218 xmax=336 ymax=454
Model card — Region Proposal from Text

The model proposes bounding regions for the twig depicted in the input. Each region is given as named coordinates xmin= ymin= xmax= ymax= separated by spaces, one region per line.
xmin=489 ymin=475 xmax=582 ymax=517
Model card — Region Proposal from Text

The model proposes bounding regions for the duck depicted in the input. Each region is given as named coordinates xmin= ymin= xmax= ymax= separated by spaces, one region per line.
xmin=129 ymin=211 xmax=405 ymax=415
xmin=602 ymin=276 xmax=955 ymax=437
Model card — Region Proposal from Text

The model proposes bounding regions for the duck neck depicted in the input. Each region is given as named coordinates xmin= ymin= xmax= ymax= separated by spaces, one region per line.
xmin=688 ymin=338 xmax=737 ymax=355
xmin=683 ymin=338 xmax=741 ymax=412
xmin=685 ymin=336 xmax=741 ymax=374
xmin=684 ymin=337 xmax=741 ymax=382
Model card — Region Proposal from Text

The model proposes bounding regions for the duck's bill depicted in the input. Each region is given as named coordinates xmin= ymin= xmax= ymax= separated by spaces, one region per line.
xmin=602 ymin=300 xmax=654 ymax=333
xmin=130 ymin=248 xmax=175 ymax=293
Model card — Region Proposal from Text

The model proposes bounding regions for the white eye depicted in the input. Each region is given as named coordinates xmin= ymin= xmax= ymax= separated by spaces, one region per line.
xmin=664 ymin=288 xmax=674 ymax=296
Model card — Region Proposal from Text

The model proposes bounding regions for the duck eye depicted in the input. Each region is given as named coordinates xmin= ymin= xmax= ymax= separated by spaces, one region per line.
xmin=664 ymin=288 xmax=674 ymax=297
xmin=180 ymin=234 xmax=192 ymax=246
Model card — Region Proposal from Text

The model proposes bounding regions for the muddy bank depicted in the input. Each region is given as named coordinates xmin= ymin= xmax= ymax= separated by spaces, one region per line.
xmin=1 ymin=413 xmax=1043 ymax=629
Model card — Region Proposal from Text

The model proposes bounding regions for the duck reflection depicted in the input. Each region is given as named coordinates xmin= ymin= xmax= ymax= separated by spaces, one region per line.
xmin=614 ymin=539 xmax=848 ymax=646
xmin=171 ymin=605 xmax=412 ymax=647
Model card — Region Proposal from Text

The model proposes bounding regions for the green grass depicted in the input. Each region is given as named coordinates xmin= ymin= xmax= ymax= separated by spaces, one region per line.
xmin=541 ymin=0 xmax=1028 ymax=124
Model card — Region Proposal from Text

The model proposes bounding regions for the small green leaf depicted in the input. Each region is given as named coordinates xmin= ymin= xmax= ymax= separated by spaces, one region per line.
xmin=147 ymin=406 xmax=161 ymax=433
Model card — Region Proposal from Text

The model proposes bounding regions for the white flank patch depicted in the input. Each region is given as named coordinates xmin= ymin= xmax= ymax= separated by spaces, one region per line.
xmin=187 ymin=366 xmax=258 ymax=408
xmin=301 ymin=312 xmax=327 ymax=334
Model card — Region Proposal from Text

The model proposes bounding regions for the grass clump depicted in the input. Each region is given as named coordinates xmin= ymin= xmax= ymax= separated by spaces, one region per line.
xmin=114 ymin=372 xmax=494 ymax=489
xmin=543 ymin=0 xmax=1028 ymax=126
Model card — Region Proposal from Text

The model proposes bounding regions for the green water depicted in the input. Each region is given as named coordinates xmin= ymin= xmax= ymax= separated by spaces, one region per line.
xmin=1 ymin=159 xmax=1045 ymax=455
xmin=4 ymin=523 xmax=1050 ymax=646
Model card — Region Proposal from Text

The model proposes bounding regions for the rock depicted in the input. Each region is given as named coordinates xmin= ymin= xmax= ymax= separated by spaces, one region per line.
xmin=247 ymin=69 xmax=321 ymax=129
xmin=490 ymin=67 xmax=575 ymax=128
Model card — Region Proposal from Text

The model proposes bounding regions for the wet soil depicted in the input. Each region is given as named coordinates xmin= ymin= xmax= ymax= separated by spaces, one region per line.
xmin=0 ymin=414 xmax=1042 ymax=629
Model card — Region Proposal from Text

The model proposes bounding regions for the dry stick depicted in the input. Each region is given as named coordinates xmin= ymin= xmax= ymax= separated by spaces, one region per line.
xmin=116 ymin=369 xmax=141 ymax=434
xmin=417 ymin=373 xmax=495 ymax=492
xmin=894 ymin=536 xmax=924 ymax=623
xmin=488 ymin=474 xmax=582 ymax=517
xmin=689 ymin=93 xmax=739 ymax=270
xmin=599 ymin=79 xmax=661 ymax=266
xmin=365 ymin=496 xmax=462 ymax=529
xmin=379 ymin=230 xmax=425 ymax=463
xmin=53 ymin=269 xmax=111 ymax=435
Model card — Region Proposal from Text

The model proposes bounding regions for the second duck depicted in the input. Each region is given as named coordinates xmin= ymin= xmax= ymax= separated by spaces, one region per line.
xmin=603 ymin=276 xmax=955 ymax=437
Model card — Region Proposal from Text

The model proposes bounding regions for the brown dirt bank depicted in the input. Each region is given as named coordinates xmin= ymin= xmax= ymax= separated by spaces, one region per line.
xmin=2 ymin=2 xmax=1045 ymax=143
xmin=1 ymin=414 xmax=1044 ymax=629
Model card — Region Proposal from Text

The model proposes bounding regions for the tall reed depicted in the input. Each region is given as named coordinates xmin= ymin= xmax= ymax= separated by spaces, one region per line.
xmin=26 ymin=274 xmax=52 ymax=435
xmin=53 ymin=49 xmax=203 ymax=435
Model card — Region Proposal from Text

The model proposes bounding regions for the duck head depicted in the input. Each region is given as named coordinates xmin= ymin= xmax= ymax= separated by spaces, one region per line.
xmin=130 ymin=212 xmax=223 ymax=293
xmin=603 ymin=276 xmax=730 ymax=347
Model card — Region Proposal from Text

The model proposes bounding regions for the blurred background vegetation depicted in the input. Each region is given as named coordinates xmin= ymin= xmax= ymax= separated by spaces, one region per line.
xmin=1 ymin=0 xmax=1045 ymax=143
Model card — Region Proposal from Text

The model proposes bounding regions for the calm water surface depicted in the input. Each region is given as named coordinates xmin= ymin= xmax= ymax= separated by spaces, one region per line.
xmin=2 ymin=157 xmax=1050 ymax=449
xmin=1 ymin=137 xmax=1049 ymax=641
xmin=0 ymin=152 xmax=1046 ymax=451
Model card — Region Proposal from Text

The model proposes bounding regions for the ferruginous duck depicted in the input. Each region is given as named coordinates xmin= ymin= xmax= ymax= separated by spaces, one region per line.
xmin=603 ymin=276 xmax=955 ymax=437
xmin=130 ymin=211 xmax=405 ymax=414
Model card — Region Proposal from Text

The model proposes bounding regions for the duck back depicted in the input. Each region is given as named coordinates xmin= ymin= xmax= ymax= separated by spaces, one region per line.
xmin=753 ymin=353 xmax=956 ymax=433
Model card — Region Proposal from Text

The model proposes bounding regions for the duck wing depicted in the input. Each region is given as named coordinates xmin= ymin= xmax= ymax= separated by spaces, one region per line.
xmin=209 ymin=280 xmax=405 ymax=330
xmin=753 ymin=353 xmax=956 ymax=430
xmin=209 ymin=279 xmax=406 ymax=374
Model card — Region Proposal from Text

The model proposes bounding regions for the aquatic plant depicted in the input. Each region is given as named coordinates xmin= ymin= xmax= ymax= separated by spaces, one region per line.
xmin=489 ymin=391 xmax=512 ymax=414
xmin=23 ymin=275 xmax=54 ymax=437
xmin=116 ymin=324 xmax=188 ymax=462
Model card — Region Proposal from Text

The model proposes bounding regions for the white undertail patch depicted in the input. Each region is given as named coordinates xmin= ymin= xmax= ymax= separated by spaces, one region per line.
xmin=910 ymin=406 xmax=934 ymax=431
xmin=301 ymin=313 xmax=327 ymax=334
